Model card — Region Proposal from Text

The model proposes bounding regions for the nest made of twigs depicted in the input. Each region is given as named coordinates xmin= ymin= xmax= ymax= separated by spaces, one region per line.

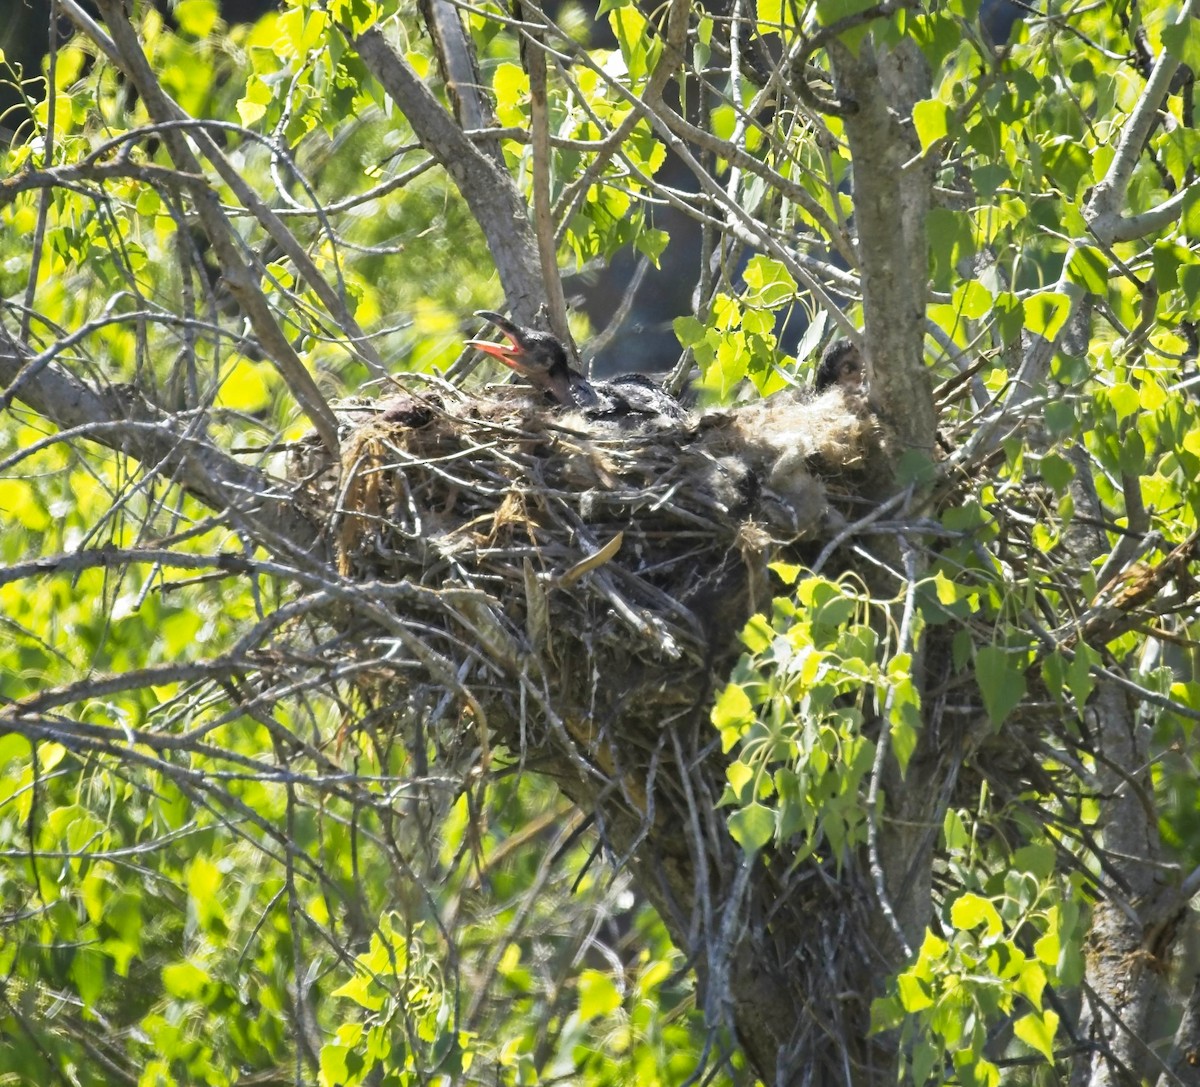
xmin=305 ymin=380 xmax=890 ymax=676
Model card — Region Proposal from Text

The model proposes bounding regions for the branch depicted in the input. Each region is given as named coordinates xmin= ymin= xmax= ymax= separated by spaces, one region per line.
xmin=72 ymin=0 xmax=340 ymax=454
xmin=1096 ymin=176 xmax=1200 ymax=244
xmin=349 ymin=24 xmax=546 ymax=325
xmin=1086 ymin=0 xmax=1200 ymax=245
xmin=0 ymin=546 xmax=258 ymax=588
xmin=522 ymin=18 xmax=571 ymax=346
xmin=421 ymin=0 xmax=497 ymax=145
xmin=0 ymin=333 xmax=323 ymax=559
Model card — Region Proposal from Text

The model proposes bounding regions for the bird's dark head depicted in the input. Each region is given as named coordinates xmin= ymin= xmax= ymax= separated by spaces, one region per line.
xmin=468 ymin=311 xmax=574 ymax=404
xmin=814 ymin=338 xmax=866 ymax=394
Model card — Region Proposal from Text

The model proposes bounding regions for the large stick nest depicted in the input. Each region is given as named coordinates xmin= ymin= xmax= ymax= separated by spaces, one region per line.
xmin=302 ymin=378 xmax=890 ymax=691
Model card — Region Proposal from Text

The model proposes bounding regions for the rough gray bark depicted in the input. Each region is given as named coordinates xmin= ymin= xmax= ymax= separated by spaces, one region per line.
xmin=1062 ymin=452 xmax=1186 ymax=1087
xmin=829 ymin=36 xmax=937 ymax=458
xmin=826 ymin=35 xmax=941 ymax=965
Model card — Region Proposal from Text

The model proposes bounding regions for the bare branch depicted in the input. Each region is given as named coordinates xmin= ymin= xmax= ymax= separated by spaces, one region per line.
xmin=1097 ymin=176 xmax=1200 ymax=244
xmin=0 ymin=333 xmax=322 ymax=557
xmin=350 ymin=24 xmax=547 ymax=324
xmin=66 ymin=0 xmax=341 ymax=453
xmin=522 ymin=17 xmax=572 ymax=345
xmin=421 ymin=0 xmax=497 ymax=143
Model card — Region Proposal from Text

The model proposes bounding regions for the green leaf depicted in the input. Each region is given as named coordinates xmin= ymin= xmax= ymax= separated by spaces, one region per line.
xmin=896 ymin=450 xmax=938 ymax=487
xmin=332 ymin=969 xmax=385 ymax=1011
xmin=1162 ymin=19 xmax=1200 ymax=70
xmin=70 ymin=947 xmax=106 ymax=1008
xmin=896 ymin=971 xmax=934 ymax=1012
xmin=917 ymin=929 xmax=949 ymax=963
xmin=1116 ymin=425 xmax=1144 ymax=474
xmin=610 ymin=7 xmax=652 ymax=81
xmin=975 ymin=645 xmax=1027 ymax=727
xmin=162 ymin=961 xmax=211 ymax=999
xmin=1044 ymin=399 xmax=1077 ymax=437
xmin=913 ymin=98 xmax=950 ymax=150
xmin=1022 ymin=292 xmax=1071 ymax=340
xmin=725 ymin=758 xmax=755 ymax=802
xmin=330 ymin=0 xmax=380 ymax=34
xmin=1039 ymin=452 xmax=1074 ymax=492
xmin=635 ymin=227 xmax=669 ymax=265
xmin=1066 ymin=643 xmax=1097 ymax=708
xmin=1152 ymin=241 xmax=1187 ymax=290
xmin=1066 ymin=246 xmax=1109 ymax=294
xmin=216 ymin=357 xmax=272 ymax=412
xmin=769 ymin=561 xmax=802 ymax=585
xmin=1014 ymin=959 xmax=1047 ymax=1011
xmin=39 ymin=740 xmax=67 ymax=772
xmin=811 ymin=593 xmax=856 ymax=644
xmin=743 ymin=254 xmax=798 ymax=306
xmin=236 ymin=73 xmax=273 ymax=126
xmin=943 ymin=808 xmax=970 ymax=849
xmin=492 ymin=62 xmax=528 ymax=126
xmin=712 ymin=682 xmax=754 ymax=731
xmin=757 ymin=0 xmax=783 ymax=34
xmin=175 ymin=0 xmax=219 ymax=37
xmin=578 ymin=969 xmax=621 ymax=1022
xmin=712 ymin=293 xmax=741 ymax=330
xmin=932 ymin=571 xmax=962 ymax=606
xmin=993 ymin=290 xmax=1025 ymax=344
xmin=1033 ymin=928 xmax=1060 ymax=967
xmin=958 ymin=1055 xmax=1000 ymax=1087
xmin=885 ymin=667 xmax=921 ymax=776
xmin=319 ymin=1043 xmax=353 ymax=1087
xmin=949 ymin=891 xmax=1002 ymax=936
xmin=712 ymin=331 xmax=749 ymax=396
xmin=727 ymin=802 xmax=775 ymax=856
xmin=673 ymin=314 xmax=707 ymax=347
xmin=870 ymin=993 xmax=905 ymax=1032
xmin=912 ymin=1036 xmax=939 ymax=1086
xmin=1013 ymin=842 xmax=1056 ymax=880
xmin=1181 ymin=184 xmax=1200 ymax=241
xmin=1014 ymin=1009 xmax=1059 ymax=1064
xmin=1105 ymin=381 xmax=1138 ymax=423
xmin=952 ymin=279 xmax=992 ymax=320
xmin=740 ymin=613 xmax=774 ymax=653
xmin=814 ymin=0 xmax=878 ymax=29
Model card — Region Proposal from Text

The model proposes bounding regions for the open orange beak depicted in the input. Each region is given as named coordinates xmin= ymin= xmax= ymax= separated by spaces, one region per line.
xmin=464 ymin=335 xmax=535 ymax=376
xmin=466 ymin=310 xmax=539 ymax=377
